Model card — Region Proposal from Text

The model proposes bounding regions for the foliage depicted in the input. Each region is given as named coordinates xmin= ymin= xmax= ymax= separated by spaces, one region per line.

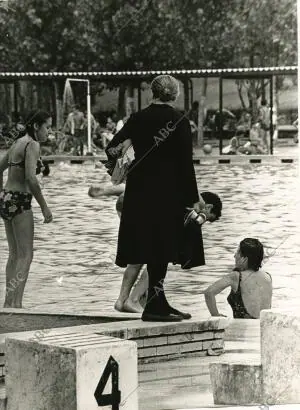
xmin=227 ymin=0 xmax=297 ymax=115
xmin=0 ymin=0 xmax=297 ymax=122
xmin=0 ymin=0 xmax=296 ymax=72
xmin=228 ymin=0 xmax=297 ymax=67
xmin=0 ymin=0 xmax=105 ymax=71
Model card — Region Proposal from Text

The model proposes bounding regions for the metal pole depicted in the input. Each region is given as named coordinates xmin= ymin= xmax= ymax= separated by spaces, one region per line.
xmin=270 ymin=75 xmax=273 ymax=155
xmin=87 ymin=80 xmax=92 ymax=154
xmin=68 ymin=78 xmax=92 ymax=154
xmin=189 ymin=79 xmax=193 ymax=107
xmin=183 ymin=79 xmax=189 ymax=112
xmin=14 ymin=80 xmax=18 ymax=120
xmin=137 ymin=81 xmax=142 ymax=111
xmin=219 ymin=76 xmax=223 ymax=155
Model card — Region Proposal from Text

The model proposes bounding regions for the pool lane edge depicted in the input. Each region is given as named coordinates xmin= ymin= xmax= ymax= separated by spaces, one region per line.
xmin=41 ymin=154 xmax=299 ymax=165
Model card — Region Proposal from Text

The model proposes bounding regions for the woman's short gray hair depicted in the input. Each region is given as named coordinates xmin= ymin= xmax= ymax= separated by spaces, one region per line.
xmin=151 ymin=75 xmax=180 ymax=102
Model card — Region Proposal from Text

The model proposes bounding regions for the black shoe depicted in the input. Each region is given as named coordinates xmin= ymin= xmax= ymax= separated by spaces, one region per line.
xmin=141 ymin=312 xmax=183 ymax=322
xmin=168 ymin=307 xmax=192 ymax=320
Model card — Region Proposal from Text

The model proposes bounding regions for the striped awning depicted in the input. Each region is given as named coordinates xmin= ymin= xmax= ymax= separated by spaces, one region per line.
xmin=0 ymin=66 xmax=297 ymax=80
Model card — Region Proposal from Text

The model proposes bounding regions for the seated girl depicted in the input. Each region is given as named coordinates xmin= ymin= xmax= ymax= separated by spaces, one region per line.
xmin=237 ymin=123 xmax=266 ymax=155
xmin=204 ymin=238 xmax=272 ymax=319
xmin=222 ymin=135 xmax=244 ymax=155
xmin=248 ymin=123 xmax=267 ymax=154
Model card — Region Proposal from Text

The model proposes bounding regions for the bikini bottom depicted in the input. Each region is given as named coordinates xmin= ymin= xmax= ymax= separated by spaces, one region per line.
xmin=0 ymin=190 xmax=32 ymax=221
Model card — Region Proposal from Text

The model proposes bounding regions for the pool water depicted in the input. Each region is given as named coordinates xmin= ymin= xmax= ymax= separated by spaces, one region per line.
xmin=0 ymin=161 xmax=299 ymax=316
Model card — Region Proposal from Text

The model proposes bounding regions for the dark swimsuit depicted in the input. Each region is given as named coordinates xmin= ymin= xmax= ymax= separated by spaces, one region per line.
xmin=0 ymin=141 xmax=44 ymax=221
xmin=227 ymin=269 xmax=256 ymax=319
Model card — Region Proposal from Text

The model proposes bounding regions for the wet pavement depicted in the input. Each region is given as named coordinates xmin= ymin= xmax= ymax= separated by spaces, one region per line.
xmin=0 ymin=150 xmax=299 ymax=317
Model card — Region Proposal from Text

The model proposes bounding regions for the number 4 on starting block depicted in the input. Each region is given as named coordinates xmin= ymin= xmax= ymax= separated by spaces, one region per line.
xmin=94 ymin=356 xmax=121 ymax=409
xmin=5 ymin=334 xmax=138 ymax=410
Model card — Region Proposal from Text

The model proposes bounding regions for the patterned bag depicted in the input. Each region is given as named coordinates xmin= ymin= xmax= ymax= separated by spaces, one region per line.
xmin=111 ymin=144 xmax=135 ymax=185
xmin=105 ymin=143 xmax=123 ymax=176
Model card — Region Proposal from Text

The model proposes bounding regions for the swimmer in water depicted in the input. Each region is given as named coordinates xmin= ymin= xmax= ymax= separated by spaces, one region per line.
xmin=204 ymin=238 xmax=272 ymax=318
xmin=88 ymin=183 xmax=125 ymax=198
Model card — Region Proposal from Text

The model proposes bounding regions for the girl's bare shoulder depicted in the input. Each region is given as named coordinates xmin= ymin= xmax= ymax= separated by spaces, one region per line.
xmin=228 ymin=269 xmax=240 ymax=286
xmin=229 ymin=269 xmax=240 ymax=279
xmin=259 ymin=269 xmax=272 ymax=282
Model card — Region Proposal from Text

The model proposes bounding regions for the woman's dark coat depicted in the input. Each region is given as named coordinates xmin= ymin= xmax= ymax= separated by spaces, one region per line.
xmin=106 ymin=103 xmax=204 ymax=268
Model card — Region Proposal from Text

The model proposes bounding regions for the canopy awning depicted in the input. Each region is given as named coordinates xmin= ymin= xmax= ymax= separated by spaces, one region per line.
xmin=0 ymin=66 xmax=297 ymax=80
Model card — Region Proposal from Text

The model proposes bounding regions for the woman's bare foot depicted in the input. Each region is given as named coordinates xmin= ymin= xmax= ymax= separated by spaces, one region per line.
xmin=114 ymin=299 xmax=125 ymax=312
xmin=123 ymin=299 xmax=143 ymax=314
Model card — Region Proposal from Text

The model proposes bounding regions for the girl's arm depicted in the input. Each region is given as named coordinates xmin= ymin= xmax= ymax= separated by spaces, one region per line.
xmin=121 ymin=138 xmax=132 ymax=155
xmin=204 ymin=271 xmax=237 ymax=316
xmin=25 ymin=142 xmax=48 ymax=210
xmin=0 ymin=151 xmax=9 ymax=190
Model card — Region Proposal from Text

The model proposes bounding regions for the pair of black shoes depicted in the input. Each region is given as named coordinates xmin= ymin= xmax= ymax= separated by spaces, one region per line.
xmin=142 ymin=307 xmax=191 ymax=322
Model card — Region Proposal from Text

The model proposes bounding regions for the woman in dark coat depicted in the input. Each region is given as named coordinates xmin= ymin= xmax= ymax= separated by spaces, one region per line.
xmin=106 ymin=75 xmax=205 ymax=322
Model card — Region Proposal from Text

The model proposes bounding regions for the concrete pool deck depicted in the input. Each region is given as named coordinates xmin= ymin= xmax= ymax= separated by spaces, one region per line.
xmin=0 ymin=312 xmax=228 ymax=358
xmin=138 ymin=319 xmax=261 ymax=409
xmin=1 ymin=314 xmax=299 ymax=408
xmin=0 ymin=314 xmax=229 ymax=409
xmin=0 ymin=318 xmax=264 ymax=410
xmin=0 ymin=307 xmax=140 ymax=334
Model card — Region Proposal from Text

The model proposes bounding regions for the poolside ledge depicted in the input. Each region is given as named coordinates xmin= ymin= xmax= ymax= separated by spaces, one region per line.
xmin=0 ymin=313 xmax=229 ymax=362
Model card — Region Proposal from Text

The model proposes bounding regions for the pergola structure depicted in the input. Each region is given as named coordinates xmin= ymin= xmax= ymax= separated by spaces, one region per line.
xmin=0 ymin=66 xmax=297 ymax=154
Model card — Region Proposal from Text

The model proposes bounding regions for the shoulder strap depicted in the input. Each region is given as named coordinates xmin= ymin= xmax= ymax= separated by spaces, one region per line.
xmin=231 ymin=268 xmax=241 ymax=291
xmin=237 ymin=271 xmax=242 ymax=288
xmin=24 ymin=141 xmax=32 ymax=154
xmin=265 ymin=271 xmax=272 ymax=281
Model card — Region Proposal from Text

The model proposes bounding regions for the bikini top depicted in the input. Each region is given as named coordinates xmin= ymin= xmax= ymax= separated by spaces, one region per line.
xmin=227 ymin=269 xmax=255 ymax=319
xmin=8 ymin=141 xmax=44 ymax=175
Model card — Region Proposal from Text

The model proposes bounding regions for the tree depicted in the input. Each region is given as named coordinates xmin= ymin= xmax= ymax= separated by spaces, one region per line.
xmin=153 ymin=0 xmax=237 ymax=145
xmin=0 ymin=0 xmax=297 ymax=130
xmin=227 ymin=0 xmax=297 ymax=119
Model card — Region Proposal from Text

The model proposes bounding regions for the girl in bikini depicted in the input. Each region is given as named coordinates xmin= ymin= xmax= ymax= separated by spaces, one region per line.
xmin=204 ymin=238 xmax=272 ymax=319
xmin=0 ymin=110 xmax=53 ymax=308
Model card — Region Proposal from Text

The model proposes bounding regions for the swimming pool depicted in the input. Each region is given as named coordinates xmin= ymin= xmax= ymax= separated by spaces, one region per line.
xmin=0 ymin=161 xmax=299 ymax=316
